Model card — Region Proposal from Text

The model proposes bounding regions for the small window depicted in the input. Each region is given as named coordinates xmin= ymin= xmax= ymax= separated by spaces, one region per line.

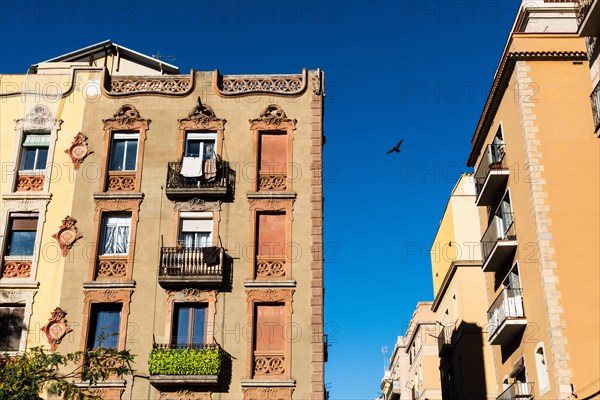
xmin=20 ymin=132 xmax=50 ymax=171
xmin=100 ymin=213 xmax=131 ymax=255
xmin=179 ymin=212 xmax=212 ymax=248
xmin=0 ymin=305 xmax=25 ymax=351
xmin=88 ymin=304 xmax=122 ymax=349
xmin=535 ymin=343 xmax=550 ymax=393
xmin=109 ymin=133 xmax=138 ymax=171
xmin=5 ymin=214 xmax=38 ymax=256
xmin=185 ymin=132 xmax=216 ymax=160
xmin=172 ymin=303 xmax=207 ymax=346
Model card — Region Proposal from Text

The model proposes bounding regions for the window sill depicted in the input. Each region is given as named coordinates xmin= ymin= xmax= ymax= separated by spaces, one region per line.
xmin=246 ymin=191 xmax=297 ymax=200
xmin=73 ymin=379 xmax=127 ymax=388
xmin=0 ymin=280 xmax=39 ymax=289
xmin=83 ymin=281 xmax=136 ymax=289
xmin=244 ymin=280 xmax=296 ymax=288
xmin=240 ymin=379 xmax=296 ymax=388
xmin=93 ymin=192 xmax=144 ymax=200
xmin=1 ymin=192 xmax=52 ymax=200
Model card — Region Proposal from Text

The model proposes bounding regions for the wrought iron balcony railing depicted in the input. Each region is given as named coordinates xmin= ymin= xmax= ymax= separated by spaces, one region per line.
xmin=158 ymin=246 xmax=224 ymax=287
xmin=481 ymin=212 xmax=517 ymax=269
xmin=165 ymin=160 xmax=235 ymax=199
xmin=438 ymin=324 xmax=454 ymax=355
xmin=487 ymin=288 xmax=525 ymax=342
xmin=475 ymin=144 xmax=508 ymax=205
xmin=591 ymin=80 xmax=600 ymax=134
xmin=496 ymin=382 xmax=534 ymax=400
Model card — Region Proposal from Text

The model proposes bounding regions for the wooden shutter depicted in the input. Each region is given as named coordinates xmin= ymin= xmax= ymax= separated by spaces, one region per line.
xmin=257 ymin=213 xmax=286 ymax=257
xmin=259 ymin=133 xmax=287 ymax=173
xmin=255 ymin=304 xmax=285 ymax=352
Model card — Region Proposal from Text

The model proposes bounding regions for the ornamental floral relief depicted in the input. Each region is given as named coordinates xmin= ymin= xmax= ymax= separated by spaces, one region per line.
xmin=242 ymin=387 xmax=293 ymax=400
xmin=41 ymin=307 xmax=73 ymax=351
xmin=64 ymin=132 xmax=92 ymax=170
xmin=52 ymin=216 xmax=83 ymax=257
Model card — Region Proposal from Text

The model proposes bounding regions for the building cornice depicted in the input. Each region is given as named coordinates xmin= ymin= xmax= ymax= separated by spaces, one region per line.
xmin=431 ymin=260 xmax=482 ymax=312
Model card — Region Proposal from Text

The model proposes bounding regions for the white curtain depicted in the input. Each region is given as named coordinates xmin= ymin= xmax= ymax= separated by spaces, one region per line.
xmin=102 ymin=215 xmax=130 ymax=254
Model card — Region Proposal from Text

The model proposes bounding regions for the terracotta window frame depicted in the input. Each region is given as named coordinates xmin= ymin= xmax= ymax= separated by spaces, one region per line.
xmin=164 ymin=289 xmax=217 ymax=346
xmin=80 ymin=290 xmax=133 ymax=350
xmin=248 ymin=199 xmax=293 ymax=281
xmin=0 ymin=199 xmax=49 ymax=286
xmin=249 ymin=105 xmax=296 ymax=193
xmin=6 ymin=104 xmax=62 ymax=193
xmin=245 ymin=289 xmax=294 ymax=381
xmin=87 ymin=199 xmax=141 ymax=283
xmin=100 ymin=105 xmax=149 ymax=193
xmin=177 ymin=102 xmax=225 ymax=159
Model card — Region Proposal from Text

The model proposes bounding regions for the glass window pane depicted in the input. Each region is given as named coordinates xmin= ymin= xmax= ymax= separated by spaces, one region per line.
xmin=21 ymin=148 xmax=36 ymax=170
xmin=110 ymin=140 xmax=126 ymax=170
xmin=124 ymin=140 xmax=138 ymax=171
xmin=174 ymin=307 xmax=190 ymax=346
xmin=35 ymin=148 xmax=48 ymax=169
xmin=0 ymin=306 xmax=24 ymax=351
xmin=90 ymin=307 xmax=121 ymax=349
xmin=203 ymin=141 xmax=215 ymax=160
xmin=8 ymin=231 xmax=36 ymax=256
xmin=192 ymin=307 xmax=206 ymax=345
xmin=186 ymin=141 xmax=201 ymax=157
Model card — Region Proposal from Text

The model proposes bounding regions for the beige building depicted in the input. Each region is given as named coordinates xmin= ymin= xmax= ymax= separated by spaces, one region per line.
xmin=468 ymin=1 xmax=600 ymax=399
xmin=430 ymin=174 xmax=497 ymax=400
xmin=1 ymin=42 xmax=326 ymax=400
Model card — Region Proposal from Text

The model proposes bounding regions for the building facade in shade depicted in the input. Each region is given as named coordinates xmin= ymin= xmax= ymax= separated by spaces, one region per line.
xmin=575 ymin=0 xmax=600 ymax=135
xmin=0 ymin=41 xmax=326 ymax=400
xmin=468 ymin=1 xmax=600 ymax=399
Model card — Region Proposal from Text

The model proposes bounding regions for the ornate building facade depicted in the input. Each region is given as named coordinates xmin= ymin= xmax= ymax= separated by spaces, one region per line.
xmin=0 ymin=41 xmax=326 ymax=400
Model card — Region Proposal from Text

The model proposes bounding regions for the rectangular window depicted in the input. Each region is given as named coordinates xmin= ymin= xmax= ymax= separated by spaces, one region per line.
xmin=20 ymin=132 xmax=50 ymax=171
xmin=5 ymin=213 xmax=38 ymax=256
xmin=109 ymin=133 xmax=138 ymax=171
xmin=88 ymin=304 xmax=122 ymax=349
xmin=100 ymin=213 xmax=131 ymax=255
xmin=0 ymin=305 xmax=25 ymax=351
xmin=172 ymin=304 xmax=207 ymax=346
xmin=179 ymin=212 xmax=212 ymax=248
xmin=185 ymin=132 xmax=216 ymax=160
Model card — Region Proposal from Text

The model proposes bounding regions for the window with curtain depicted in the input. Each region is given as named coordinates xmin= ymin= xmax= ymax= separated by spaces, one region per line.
xmin=20 ymin=132 xmax=50 ymax=171
xmin=185 ymin=132 xmax=216 ymax=160
xmin=100 ymin=214 xmax=131 ymax=255
xmin=6 ymin=214 xmax=38 ymax=256
xmin=0 ymin=305 xmax=25 ymax=351
xmin=172 ymin=303 xmax=207 ymax=346
xmin=109 ymin=132 xmax=138 ymax=171
xmin=87 ymin=304 xmax=122 ymax=349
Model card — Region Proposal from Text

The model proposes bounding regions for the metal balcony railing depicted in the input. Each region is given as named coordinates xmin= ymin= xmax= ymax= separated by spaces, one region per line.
xmin=496 ymin=382 xmax=534 ymax=400
xmin=591 ymin=81 xmax=600 ymax=134
xmin=487 ymin=288 xmax=525 ymax=340
xmin=165 ymin=160 xmax=235 ymax=198
xmin=159 ymin=246 xmax=223 ymax=278
xmin=438 ymin=325 xmax=454 ymax=355
xmin=481 ymin=212 xmax=516 ymax=263
xmin=475 ymin=143 xmax=507 ymax=197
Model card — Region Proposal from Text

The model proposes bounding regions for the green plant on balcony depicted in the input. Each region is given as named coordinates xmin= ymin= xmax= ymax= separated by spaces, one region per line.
xmin=148 ymin=346 xmax=221 ymax=376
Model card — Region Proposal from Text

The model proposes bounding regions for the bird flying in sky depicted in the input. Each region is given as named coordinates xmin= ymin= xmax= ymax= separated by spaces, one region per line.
xmin=386 ymin=139 xmax=403 ymax=154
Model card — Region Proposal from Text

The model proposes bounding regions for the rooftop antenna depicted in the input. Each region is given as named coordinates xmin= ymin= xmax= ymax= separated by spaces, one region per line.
xmin=152 ymin=51 xmax=176 ymax=62
xmin=382 ymin=346 xmax=388 ymax=370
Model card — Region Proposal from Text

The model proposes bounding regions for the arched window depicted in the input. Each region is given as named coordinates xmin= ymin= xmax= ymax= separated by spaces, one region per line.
xmin=535 ymin=342 xmax=550 ymax=394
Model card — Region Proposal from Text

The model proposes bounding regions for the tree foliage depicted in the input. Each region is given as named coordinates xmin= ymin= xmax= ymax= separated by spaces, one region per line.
xmin=0 ymin=347 xmax=134 ymax=400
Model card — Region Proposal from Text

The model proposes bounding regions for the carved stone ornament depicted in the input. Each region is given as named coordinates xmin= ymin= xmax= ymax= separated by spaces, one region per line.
xmin=178 ymin=97 xmax=224 ymax=126
xmin=0 ymin=290 xmax=22 ymax=303
xmin=159 ymin=390 xmax=211 ymax=400
xmin=102 ymin=104 xmax=148 ymax=126
xmin=65 ymin=132 xmax=92 ymax=170
xmin=174 ymin=198 xmax=221 ymax=212
xmin=243 ymin=387 xmax=294 ymax=400
xmin=310 ymin=69 xmax=322 ymax=95
xmin=51 ymin=216 xmax=83 ymax=257
xmin=249 ymin=104 xmax=297 ymax=126
xmin=83 ymin=388 xmax=124 ymax=400
xmin=16 ymin=104 xmax=61 ymax=131
xmin=41 ymin=307 xmax=73 ymax=351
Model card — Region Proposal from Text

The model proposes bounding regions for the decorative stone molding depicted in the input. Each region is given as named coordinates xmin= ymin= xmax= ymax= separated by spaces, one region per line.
xmin=94 ymin=198 xmax=142 ymax=212
xmin=173 ymin=199 xmax=221 ymax=212
xmin=15 ymin=104 xmax=61 ymax=132
xmin=16 ymin=175 xmax=44 ymax=191
xmin=41 ymin=307 xmax=73 ymax=351
xmin=249 ymin=105 xmax=297 ymax=127
xmin=159 ymin=390 xmax=211 ymax=400
xmin=254 ymin=355 xmax=285 ymax=375
xmin=246 ymin=289 xmax=294 ymax=308
xmin=2 ymin=260 xmax=32 ymax=278
xmin=108 ymin=75 xmax=193 ymax=96
xmin=81 ymin=289 xmax=132 ymax=353
xmin=65 ymin=132 xmax=92 ymax=170
xmin=309 ymin=69 xmax=323 ymax=95
xmin=83 ymin=388 xmax=124 ymax=400
xmin=102 ymin=104 xmax=149 ymax=128
xmin=215 ymin=69 xmax=307 ymax=96
xmin=51 ymin=216 xmax=83 ymax=257
xmin=178 ymin=98 xmax=225 ymax=128
xmin=242 ymin=387 xmax=294 ymax=400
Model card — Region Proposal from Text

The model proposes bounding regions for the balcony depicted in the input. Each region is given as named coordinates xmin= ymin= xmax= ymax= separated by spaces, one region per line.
xmin=481 ymin=213 xmax=517 ymax=272
xmin=438 ymin=325 xmax=454 ymax=356
xmin=497 ymin=382 xmax=534 ymax=400
xmin=148 ymin=343 xmax=221 ymax=388
xmin=487 ymin=288 xmax=526 ymax=345
xmin=576 ymin=0 xmax=599 ymax=36
xmin=165 ymin=160 xmax=235 ymax=200
xmin=475 ymin=144 xmax=509 ymax=206
xmin=158 ymin=246 xmax=224 ymax=288
xmin=592 ymin=81 xmax=600 ymax=135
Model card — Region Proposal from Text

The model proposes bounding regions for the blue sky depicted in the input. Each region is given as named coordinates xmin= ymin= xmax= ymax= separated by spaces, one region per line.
xmin=1 ymin=1 xmax=519 ymax=398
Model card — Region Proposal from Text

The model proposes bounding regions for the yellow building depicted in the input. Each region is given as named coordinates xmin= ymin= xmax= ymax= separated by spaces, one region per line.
xmin=468 ymin=1 xmax=600 ymax=398
xmin=1 ymin=42 xmax=326 ymax=400
xmin=430 ymin=174 xmax=498 ymax=400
